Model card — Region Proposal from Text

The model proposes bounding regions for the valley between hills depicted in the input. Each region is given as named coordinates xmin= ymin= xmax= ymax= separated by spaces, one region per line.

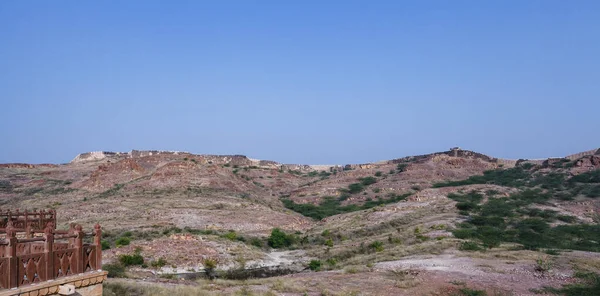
xmin=1 ymin=148 xmax=600 ymax=296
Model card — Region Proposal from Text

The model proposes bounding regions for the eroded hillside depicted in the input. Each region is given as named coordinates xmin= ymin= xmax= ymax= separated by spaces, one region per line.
xmin=2 ymin=148 xmax=600 ymax=295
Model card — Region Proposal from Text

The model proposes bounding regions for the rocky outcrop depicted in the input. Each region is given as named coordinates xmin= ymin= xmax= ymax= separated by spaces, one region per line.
xmin=129 ymin=150 xmax=187 ymax=158
xmin=70 ymin=151 xmax=126 ymax=163
xmin=573 ymin=155 xmax=600 ymax=170
xmin=566 ymin=149 xmax=599 ymax=161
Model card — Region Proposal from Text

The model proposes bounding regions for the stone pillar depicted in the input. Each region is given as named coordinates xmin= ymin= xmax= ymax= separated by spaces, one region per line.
xmin=93 ymin=224 xmax=102 ymax=270
xmin=74 ymin=224 xmax=84 ymax=274
xmin=43 ymin=223 xmax=54 ymax=281
xmin=5 ymin=221 xmax=18 ymax=288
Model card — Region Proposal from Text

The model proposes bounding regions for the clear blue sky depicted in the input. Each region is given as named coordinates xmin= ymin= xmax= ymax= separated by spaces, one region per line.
xmin=1 ymin=1 xmax=598 ymax=164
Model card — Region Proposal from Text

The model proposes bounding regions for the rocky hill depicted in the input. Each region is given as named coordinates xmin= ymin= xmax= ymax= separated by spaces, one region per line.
xmin=2 ymin=147 xmax=600 ymax=295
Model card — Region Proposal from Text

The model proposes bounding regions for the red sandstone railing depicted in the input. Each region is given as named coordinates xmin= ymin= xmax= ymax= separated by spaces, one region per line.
xmin=0 ymin=209 xmax=57 ymax=234
xmin=0 ymin=221 xmax=102 ymax=290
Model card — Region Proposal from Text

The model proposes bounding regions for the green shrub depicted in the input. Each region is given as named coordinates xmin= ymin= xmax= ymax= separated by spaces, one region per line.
xmin=119 ymin=253 xmax=144 ymax=266
xmin=459 ymin=241 xmax=482 ymax=251
xmin=115 ymin=237 xmax=131 ymax=247
xmin=374 ymin=171 xmax=383 ymax=177
xmin=203 ymin=258 xmax=217 ymax=269
xmin=308 ymin=260 xmax=322 ymax=271
xmin=455 ymin=202 xmax=477 ymax=211
xmin=396 ymin=163 xmax=407 ymax=172
xmin=348 ymin=183 xmax=365 ymax=193
xmin=203 ymin=258 xmax=218 ymax=280
xmin=223 ymin=230 xmax=238 ymax=241
xmin=369 ymin=241 xmax=384 ymax=252
xmin=359 ymin=177 xmax=377 ymax=186
xmin=535 ymin=255 xmax=554 ymax=273
xmin=103 ymin=263 xmax=125 ymax=278
xmin=326 ymin=258 xmax=337 ymax=267
xmin=0 ymin=180 xmax=12 ymax=192
xmin=557 ymin=215 xmax=577 ymax=223
xmin=268 ymin=228 xmax=294 ymax=248
xmin=150 ymin=258 xmax=168 ymax=268
xmin=570 ymin=169 xmax=600 ymax=183
xmin=282 ymin=192 xmax=412 ymax=220
xmin=433 ymin=166 xmax=531 ymax=188
xmin=250 ymin=237 xmax=264 ymax=248
xmin=582 ymin=184 xmax=600 ymax=198
xmin=325 ymin=239 xmax=334 ymax=247
xmin=101 ymin=240 xmax=111 ymax=250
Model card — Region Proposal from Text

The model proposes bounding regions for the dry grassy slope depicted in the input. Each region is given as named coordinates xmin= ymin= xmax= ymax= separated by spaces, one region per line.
xmin=4 ymin=149 xmax=600 ymax=294
xmin=287 ymin=153 xmax=499 ymax=205
xmin=0 ymin=153 xmax=315 ymax=234
xmin=0 ymin=148 xmax=598 ymax=234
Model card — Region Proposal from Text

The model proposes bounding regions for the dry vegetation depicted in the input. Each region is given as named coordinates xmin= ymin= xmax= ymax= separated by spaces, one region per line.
xmin=2 ymin=149 xmax=600 ymax=295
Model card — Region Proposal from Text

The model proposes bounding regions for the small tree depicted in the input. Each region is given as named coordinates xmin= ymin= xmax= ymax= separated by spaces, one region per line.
xmin=348 ymin=183 xmax=365 ymax=194
xmin=268 ymin=228 xmax=292 ymax=248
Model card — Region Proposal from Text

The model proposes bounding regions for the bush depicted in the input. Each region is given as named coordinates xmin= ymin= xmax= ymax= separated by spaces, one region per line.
xmin=282 ymin=192 xmax=412 ymax=220
xmin=535 ymin=255 xmax=554 ymax=273
xmin=101 ymin=240 xmax=111 ymax=250
xmin=119 ymin=253 xmax=144 ymax=266
xmin=115 ymin=237 xmax=131 ymax=247
xmin=582 ymin=185 xmax=600 ymax=198
xmin=308 ymin=260 xmax=322 ymax=271
xmin=456 ymin=202 xmax=477 ymax=211
xmin=150 ymin=257 xmax=168 ymax=269
xmin=459 ymin=241 xmax=482 ymax=251
xmin=359 ymin=177 xmax=377 ymax=186
xmin=203 ymin=258 xmax=218 ymax=280
xmin=396 ymin=163 xmax=408 ymax=172
xmin=348 ymin=183 xmax=365 ymax=194
xmin=369 ymin=241 xmax=384 ymax=252
xmin=557 ymin=215 xmax=577 ymax=223
xmin=374 ymin=171 xmax=383 ymax=177
xmin=250 ymin=237 xmax=264 ymax=248
xmin=570 ymin=169 xmax=600 ymax=183
xmin=223 ymin=230 xmax=237 ymax=241
xmin=203 ymin=258 xmax=217 ymax=269
xmin=326 ymin=258 xmax=337 ymax=267
xmin=0 ymin=180 xmax=11 ymax=192
xmin=433 ymin=166 xmax=532 ymax=188
xmin=103 ymin=263 xmax=125 ymax=278
xmin=268 ymin=228 xmax=294 ymax=248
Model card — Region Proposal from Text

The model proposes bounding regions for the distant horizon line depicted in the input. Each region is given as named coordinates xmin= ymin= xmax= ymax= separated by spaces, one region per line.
xmin=2 ymin=147 xmax=597 ymax=167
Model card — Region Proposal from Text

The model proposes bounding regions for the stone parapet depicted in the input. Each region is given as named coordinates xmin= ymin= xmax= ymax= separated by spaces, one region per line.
xmin=0 ymin=271 xmax=107 ymax=296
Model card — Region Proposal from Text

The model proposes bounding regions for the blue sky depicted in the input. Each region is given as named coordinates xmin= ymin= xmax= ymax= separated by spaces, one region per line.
xmin=1 ymin=1 xmax=598 ymax=164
